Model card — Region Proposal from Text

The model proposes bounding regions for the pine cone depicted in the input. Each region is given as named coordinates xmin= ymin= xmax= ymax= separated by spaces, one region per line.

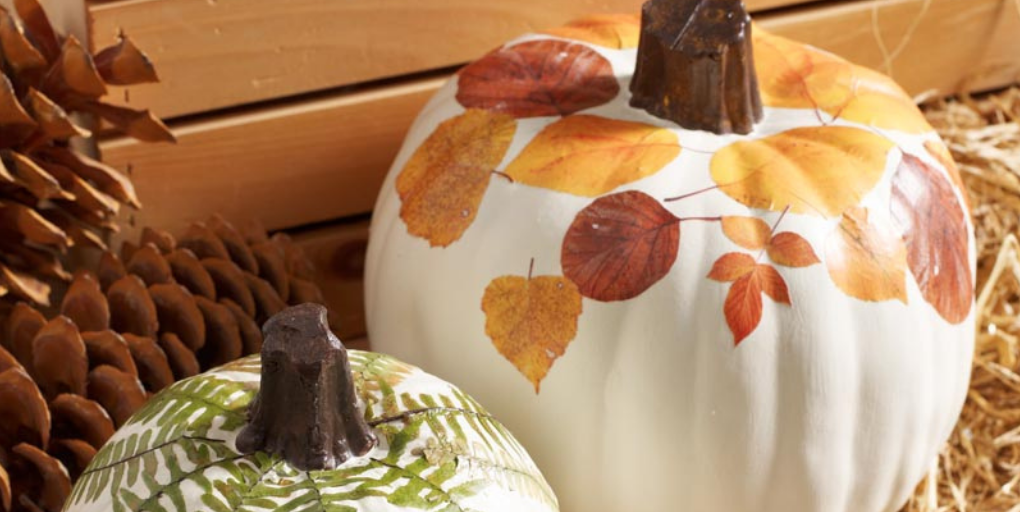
xmin=0 ymin=0 xmax=173 ymax=308
xmin=0 ymin=215 xmax=328 ymax=512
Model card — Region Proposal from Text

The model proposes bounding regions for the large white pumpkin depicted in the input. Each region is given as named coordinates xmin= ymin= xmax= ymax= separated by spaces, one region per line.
xmin=365 ymin=3 xmax=975 ymax=511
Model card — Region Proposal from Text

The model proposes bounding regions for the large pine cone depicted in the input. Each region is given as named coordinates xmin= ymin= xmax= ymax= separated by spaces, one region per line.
xmin=0 ymin=0 xmax=173 ymax=307
xmin=0 ymin=215 xmax=327 ymax=512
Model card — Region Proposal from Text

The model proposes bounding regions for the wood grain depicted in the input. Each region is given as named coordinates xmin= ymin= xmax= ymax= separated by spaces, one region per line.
xmin=88 ymin=0 xmax=819 ymax=119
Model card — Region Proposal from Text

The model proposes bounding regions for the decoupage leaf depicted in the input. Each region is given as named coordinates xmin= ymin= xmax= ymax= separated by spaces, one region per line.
xmin=825 ymin=207 xmax=908 ymax=303
xmin=562 ymin=191 xmax=679 ymax=301
xmin=80 ymin=102 xmax=175 ymax=143
xmin=93 ymin=35 xmax=160 ymax=85
xmin=890 ymin=153 xmax=973 ymax=324
xmin=456 ymin=39 xmax=619 ymax=117
xmin=711 ymin=126 xmax=894 ymax=217
xmin=505 ymin=115 xmax=680 ymax=197
xmin=543 ymin=14 xmax=641 ymax=49
xmin=756 ymin=264 xmax=791 ymax=305
xmin=767 ymin=232 xmax=820 ymax=268
xmin=722 ymin=263 xmax=791 ymax=345
xmin=753 ymin=28 xmax=932 ymax=134
xmin=707 ymin=252 xmax=756 ymax=282
xmin=481 ymin=274 xmax=583 ymax=392
xmin=923 ymin=139 xmax=969 ymax=211
xmin=721 ymin=216 xmax=772 ymax=250
xmin=396 ymin=109 xmax=516 ymax=247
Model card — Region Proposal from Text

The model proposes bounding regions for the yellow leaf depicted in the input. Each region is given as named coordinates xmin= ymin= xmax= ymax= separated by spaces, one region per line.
xmin=753 ymin=28 xmax=932 ymax=134
xmin=482 ymin=274 xmax=583 ymax=392
xmin=825 ymin=207 xmax=908 ymax=303
xmin=721 ymin=216 xmax=772 ymax=250
xmin=543 ymin=14 xmax=641 ymax=49
xmin=396 ymin=109 xmax=516 ymax=247
xmin=505 ymin=115 xmax=681 ymax=197
xmin=710 ymin=126 xmax=894 ymax=217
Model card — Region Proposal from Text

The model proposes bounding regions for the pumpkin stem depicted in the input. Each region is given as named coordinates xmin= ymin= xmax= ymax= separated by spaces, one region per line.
xmin=236 ymin=303 xmax=377 ymax=470
xmin=630 ymin=0 xmax=763 ymax=134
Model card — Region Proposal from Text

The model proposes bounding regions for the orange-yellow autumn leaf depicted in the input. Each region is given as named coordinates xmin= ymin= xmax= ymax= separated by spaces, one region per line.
xmin=767 ymin=232 xmax=820 ymax=268
xmin=482 ymin=274 xmax=583 ymax=393
xmin=396 ymin=109 xmax=516 ymax=247
xmin=710 ymin=126 xmax=894 ymax=217
xmin=753 ymin=28 xmax=932 ymax=134
xmin=505 ymin=115 xmax=681 ymax=197
xmin=543 ymin=14 xmax=641 ymax=49
xmin=825 ymin=207 xmax=908 ymax=303
xmin=722 ymin=216 xmax=772 ymax=250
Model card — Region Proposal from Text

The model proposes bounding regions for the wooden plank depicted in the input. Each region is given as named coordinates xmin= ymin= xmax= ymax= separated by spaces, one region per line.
xmin=88 ymin=0 xmax=818 ymax=119
xmin=102 ymin=77 xmax=444 ymax=238
xmin=100 ymin=0 xmax=1020 ymax=238
xmin=288 ymin=219 xmax=370 ymax=349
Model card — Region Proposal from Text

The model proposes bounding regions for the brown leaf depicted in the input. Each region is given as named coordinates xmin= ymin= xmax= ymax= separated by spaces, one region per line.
xmin=725 ymin=273 xmax=762 ymax=345
xmin=890 ymin=153 xmax=973 ymax=323
xmin=49 ymin=394 xmax=114 ymax=449
xmin=10 ymin=443 xmax=69 ymax=512
xmin=149 ymin=283 xmax=206 ymax=351
xmin=60 ymin=272 xmax=110 ymax=332
xmin=0 ymin=9 xmax=46 ymax=77
xmin=767 ymin=232 xmax=820 ymax=268
xmin=0 ymin=74 xmax=37 ymax=146
xmin=457 ymin=39 xmax=619 ymax=117
xmin=207 ymin=214 xmax=259 ymax=273
xmin=5 ymin=303 xmax=45 ymax=367
xmin=202 ymin=259 xmax=255 ymax=317
xmin=543 ymin=14 xmax=641 ymax=49
xmin=122 ymin=334 xmax=174 ymax=392
xmin=31 ymin=316 xmax=88 ymax=399
xmin=194 ymin=296 xmax=242 ymax=368
xmin=157 ymin=333 xmax=199 ymax=380
xmin=923 ymin=140 xmax=969 ymax=211
xmin=0 ymin=367 xmax=50 ymax=449
xmin=0 ymin=264 xmax=50 ymax=306
xmin=26 ymin=89 xmax=90 ymax=139
xmin=126 ymin=244 xmax=173 ymax=286
xmin=504 ymin=115 xmax=681 ymax=197
xmin=396 ymin=109 xmax=515 ymax=247
xmin=707 ymin=252 xmax=757 ymax=282
xmin=482 ymin=273 xmax=582 ymax=392
xmin=107 ymin=275 xmax=159 ymax=338
xmin=13 ymin=0 xmax=59 ymax=61
xmin=80 ymin=102 xmax=175 ymax=143
xmin=562 ymin=191 xmax=680 ymax=301
xmin=81 ymin=331 xmax=137 ymax=377
xmin=40 ymin=147 xmax=140 ymax=209
xmin=826 ymin=207 xmax=908 ymax=303
xmin=40 ymin=36 xmax=107 ymax=101
xmin=722 ymin=216 xmax=772 ymax=250
xmin=86 ymin=365 xmax=146 ymax=427
xmin=93 ymin=35 xmax=159 ymax=85
xmin=166 ymin=249 xmax=216 ymax=300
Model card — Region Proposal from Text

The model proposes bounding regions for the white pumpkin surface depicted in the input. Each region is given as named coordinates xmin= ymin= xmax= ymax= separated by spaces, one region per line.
xmin=365 ymin=15 xmax=976 ymax=512
xmin=63 ymin=352 xmax=557 ymax=512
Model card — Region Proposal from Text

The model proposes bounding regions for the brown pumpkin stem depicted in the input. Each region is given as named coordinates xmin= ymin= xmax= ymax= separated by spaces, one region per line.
xmin=236 ymin=303 xmax=376 ymax=470
xmin=630 ymin=0 xmax=763 ymax=134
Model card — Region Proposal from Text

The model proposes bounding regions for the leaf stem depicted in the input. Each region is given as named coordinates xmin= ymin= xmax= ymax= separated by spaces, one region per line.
xmin=758 ymin=205 xmax=791 ymax=261
xmin=528 ymin=258 xmax=535 ymax=280
xmin=664 ymin=184 xmax=720 ymax=202
xmin=492 ymin=170 xmax=515 ymax=183
xmin=678 ymin=216 xmax=722 ymax=223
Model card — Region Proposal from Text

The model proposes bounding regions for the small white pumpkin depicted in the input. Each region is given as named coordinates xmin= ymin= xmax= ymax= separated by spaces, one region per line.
xmin=365 ymin=1 xmax=976 ymax=511
xmin=63 ymin=304 xmax=557 ymax=512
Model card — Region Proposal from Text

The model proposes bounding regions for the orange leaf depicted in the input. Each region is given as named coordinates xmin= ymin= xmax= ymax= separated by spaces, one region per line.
xmin=890 ymin=154 xmax=972 ymax=324
xmin=755 ymin=264 xmax=791 ymax=305
xmin=506 ymin=115 xmax=681 ymax=197
xmin=543 ymin=14 xmax=641 ymax=49
xmin=725 ymin=273 xmax=762 ymax=345
xmin=707 ymin=253 xmax=756 ymax=282
xmin=825 ymin=207 xmax=908 ymax=303
xmin=396 ymin=109 xmax=516 ymax=247
xmin=711 ymin=126 xmax=894 ymax=217
xmin=721 ymin=216 xmax=772 ymax=250
xmin=923 ymin=140 xmax=970 ymax=211
xmin=562 ymin=191 xmax=680 ymax=301
xmin=482 ymin=273 xmax=583 ymax=392
xmin=767 ymin=232 xmax=820 ymax=268
xmin=753 ymin=28 xmax=932 ymax=134
xmin=457 ymin=39 xmax=619 ymax=117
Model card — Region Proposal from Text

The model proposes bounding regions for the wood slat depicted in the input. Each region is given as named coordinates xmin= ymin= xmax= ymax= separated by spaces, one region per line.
xmin=88 ymin=0 xmax=818 ymax=119
xmin=100 ymin=0 xmax=1020 ymax=239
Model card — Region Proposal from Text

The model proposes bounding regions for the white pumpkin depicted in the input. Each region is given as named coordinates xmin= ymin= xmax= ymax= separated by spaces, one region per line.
xmin=365 ymin=3 xmax=975 ymax=512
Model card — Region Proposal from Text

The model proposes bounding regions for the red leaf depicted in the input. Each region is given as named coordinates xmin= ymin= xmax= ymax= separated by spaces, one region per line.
xmin=725 ymin=273 xmax=762 ymax=345
xmin=755 ymin=264 xmax=791 ymax=305
xmin=767 ymin=232 xmax=820 ymax=268
xmin=456 ymin=39 xmax=619 ymax=118
xmin=707 ymin=253 xmax=756 ymax=282
xmin=562 ymin=191 xmax=679 ymax=301
xmin=890 ymin=153 xmax=973 ymax=324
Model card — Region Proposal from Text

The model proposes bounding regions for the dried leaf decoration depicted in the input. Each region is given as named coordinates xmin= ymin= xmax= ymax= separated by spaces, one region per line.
xmin=826 ymin=207 xmax=908 ymax=303
xmin=562 ymin=191 xmax=679 ymax=301
xmin=722 ymin=216 xmax=772 ymax=250
xmin=482 ymin=273 xmax=582 ymax=392
xmin=543 ymin=14 xmax=641 ymax=49
xmin=923 ymin=139 xmax=969 ymax=211
xmin=456 ymin=39 xmax=619 ymax=117
xmin=890 ymin=154 xmax=973 ymax=323
xmin=505 ymin=115 xmax=680 ymax=197
xmin=708 ymin=254 xmax=791 ymax=345
xmin=752 ymin=28 xmax=932 ymax=134
xmin=711 ymin=126 xmax=894 ymax=217
xmin=396 ymin=109 xmax=516 ymax=247
xmin=767 ymin=232 xmax=820 ymax=268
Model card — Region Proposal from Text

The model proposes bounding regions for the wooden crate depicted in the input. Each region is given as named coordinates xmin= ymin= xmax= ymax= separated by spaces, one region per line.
xmin=86 ymin=0 xmax=1020 ymax=343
